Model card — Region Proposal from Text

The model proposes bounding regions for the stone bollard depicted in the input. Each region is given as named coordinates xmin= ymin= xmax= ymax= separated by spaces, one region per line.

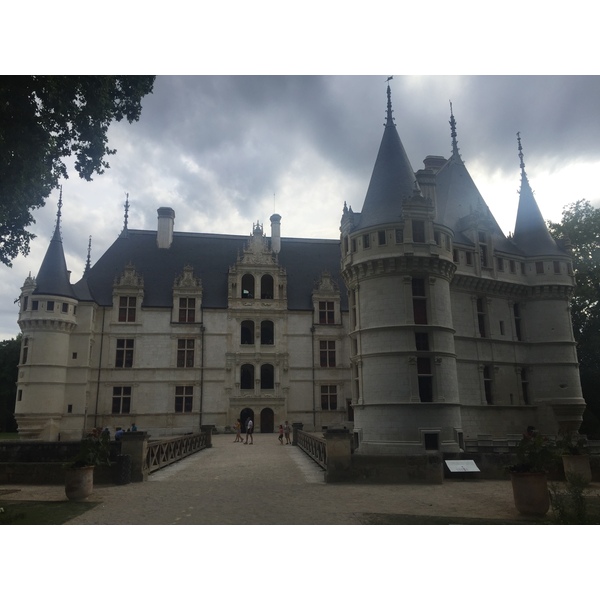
xmin=323 ymin=428 xmax=352 ymax=482
xmin=200 ymin=425 xmax=213 ymax=448
xmin=292 ymin=422 xmax=303 ymax=446
xmin=120 ymin=431 xmax=150 ymax=482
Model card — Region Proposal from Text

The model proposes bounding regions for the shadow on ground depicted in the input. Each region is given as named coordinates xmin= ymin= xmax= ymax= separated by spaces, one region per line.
xmin=0 ymin=500 xmax=99 ymax=525
xmin=357 ymin=513 xmax=551 ymax=525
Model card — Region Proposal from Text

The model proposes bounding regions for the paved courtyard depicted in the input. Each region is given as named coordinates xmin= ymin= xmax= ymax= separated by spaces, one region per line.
xmin=0 ymin=432 xmax=559 ymax=525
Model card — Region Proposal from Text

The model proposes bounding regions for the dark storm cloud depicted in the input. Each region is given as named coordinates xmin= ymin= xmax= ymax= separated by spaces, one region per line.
xmin=125 ymin=75 xmax=600 ymax=208
xmin=3 ymin=75 xmax=600 ymax=340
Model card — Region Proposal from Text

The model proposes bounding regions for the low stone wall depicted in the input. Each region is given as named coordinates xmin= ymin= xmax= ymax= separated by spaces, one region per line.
xmin=346 ymin=453 xmax=444 ymax=484
xmin=0 ymin=440 xmax=120 ymax=463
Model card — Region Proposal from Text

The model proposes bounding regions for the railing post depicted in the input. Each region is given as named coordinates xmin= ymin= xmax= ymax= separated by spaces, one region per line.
xmin=292 ymin=422 xmax=303 ymax=446
xmin=120 ymin=431 xmax=150 ymax=482
xmin=323 ymin=428 xmax=352 ymax=482
xmin=200 ymin=425 xmax=213 ymax=448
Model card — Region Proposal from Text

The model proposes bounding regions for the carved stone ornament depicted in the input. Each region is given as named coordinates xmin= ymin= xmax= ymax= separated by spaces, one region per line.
xmin=114 ymin=262 xmax=144 ymax=288
xmin=174 ymin=265 xmax=202 ymax=290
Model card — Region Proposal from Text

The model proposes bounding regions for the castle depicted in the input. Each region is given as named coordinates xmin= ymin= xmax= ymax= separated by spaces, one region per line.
xmin=15 ymin=84 xmax=586 ymax=454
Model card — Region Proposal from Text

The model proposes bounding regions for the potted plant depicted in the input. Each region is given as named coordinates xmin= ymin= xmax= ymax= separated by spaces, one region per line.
xmin=557 ymin=431 xmax=591 ymax=485
xmin=508 ymin=429 xmax=559 ymax=516
xmin=65 ymin=427 xmax=111 ymax=501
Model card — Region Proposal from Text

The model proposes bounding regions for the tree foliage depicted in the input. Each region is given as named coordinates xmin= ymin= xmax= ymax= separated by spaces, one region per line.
xmin=0 ymin=335 xmax=20 ymax=433
xmin=548 ymin=200 xmax=600 ymax=436
xmin=0 ymin=76 xmax=155 ymax=266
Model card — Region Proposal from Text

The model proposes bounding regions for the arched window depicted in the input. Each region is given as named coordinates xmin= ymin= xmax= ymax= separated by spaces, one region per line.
xmin=241 ymin=320 xmax=254 ymax=344
xmin=241 ymin=364 xmax=255 ymax=389
xmin=260 ymin=320 xmax=274 ymax=345
xmin=261 ymin=274 xmax=274 ymax=299
xmin=241 ymin=274 xmax=255 ymax=299
xmin=260 ymin=364 xmax=274 ymax=389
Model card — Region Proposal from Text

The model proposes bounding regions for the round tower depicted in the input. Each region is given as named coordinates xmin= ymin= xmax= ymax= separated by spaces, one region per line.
xmin=341 ymin=85 xmax=462 ymax=455
xmin=15 ymin=192 xmax=79 ymax=440
xmin=511 ymin=135 xmax=585 ymax=434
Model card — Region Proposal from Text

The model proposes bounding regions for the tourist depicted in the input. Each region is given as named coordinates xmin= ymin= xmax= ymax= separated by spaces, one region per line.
xmin=278 ymin=424 xmax=284 ymax=444
xmin=284 ymin=421 xmax=291 ymax=445
xmin=234 ymin=419 xmax=243 ymax=442
xmin=244 ymin=418 xmax=254 ymax=445
xmin=115 ymin=427 xmax=124 ymax=441
xmin=131 ymin=423 xmax=137 ymax=432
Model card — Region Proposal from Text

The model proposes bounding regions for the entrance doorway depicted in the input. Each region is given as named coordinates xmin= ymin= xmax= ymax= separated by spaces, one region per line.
xmin=240 ymin=408 xmax=254 ymax=433
xmin=260 ymin=408 xmax=274 ymax=433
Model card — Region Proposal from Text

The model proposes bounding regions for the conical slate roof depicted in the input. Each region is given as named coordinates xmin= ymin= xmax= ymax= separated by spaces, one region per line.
xmin=512 ymin=135 xmax=561 ymax=255
xmin=33 ymin=196 xmax=75 ymax=299
xmin=356 ymin=85 xmax=418 ymax=230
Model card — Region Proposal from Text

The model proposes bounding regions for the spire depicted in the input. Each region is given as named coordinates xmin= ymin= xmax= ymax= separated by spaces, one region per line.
xmin=385 ymin=77 xmax=394 ymax=127
xmin=357 ymin=79 xmax=419 ymax=230
xmin=512 ymin=133 xmax=559 ymax=255
xmin=120 ymin=193 xmax=130 ymax=236
xmin=449 ymin=101 xmax=462 ymax=162
xmin=52 ymin=186 xmax=63 ymax=241
xmin=34 ymin=189 xmax=75 ymax=298
xmin=84 ymin=235 xmax=92 ymax=276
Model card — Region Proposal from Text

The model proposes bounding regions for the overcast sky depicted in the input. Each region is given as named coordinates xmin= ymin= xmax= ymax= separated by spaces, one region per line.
xmin=1 ymin=74 xmax=600 ymax=340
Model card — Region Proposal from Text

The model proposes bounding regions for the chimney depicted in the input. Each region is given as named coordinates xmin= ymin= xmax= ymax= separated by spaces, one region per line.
xmin=157 ymin=207 xmax=175 ymax=249
xmin=270 ymin=213 xmax=281 ymax=254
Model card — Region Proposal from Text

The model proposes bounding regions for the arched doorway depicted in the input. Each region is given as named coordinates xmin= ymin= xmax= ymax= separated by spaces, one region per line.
xmin=260 ymin=408 xmax=274 ymax=433
xmin=240 ymin=408 xmax=254 ymax=433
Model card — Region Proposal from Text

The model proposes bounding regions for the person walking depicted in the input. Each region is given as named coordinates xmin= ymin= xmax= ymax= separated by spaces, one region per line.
xmin=278 ymin=424 xmax=284 ymax=444
xmin=284 ymin=421 xmax=291 ymax=445
xmin=234 ymin=419 xmax=243 ymax=442
xmin=244 ymin=417 xmax=254 ymax=445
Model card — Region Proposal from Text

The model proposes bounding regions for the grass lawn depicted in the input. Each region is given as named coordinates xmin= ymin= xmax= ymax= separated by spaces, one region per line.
xmin=0 ymin=432 xmax=19 ymax=440
xmin=0 ymin=499 xmax=99 ymax=525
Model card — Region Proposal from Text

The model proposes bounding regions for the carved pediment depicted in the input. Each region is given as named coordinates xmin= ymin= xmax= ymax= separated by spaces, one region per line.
xmin=114 ymin=262 xmax=144 ymax=288
xmin=237 ymin=222 xmax=277 ymax=266
xmin=174 ymin=265 xmax=202 ymax=291
xmin=313 ymin=271 xmax=339 ymax=294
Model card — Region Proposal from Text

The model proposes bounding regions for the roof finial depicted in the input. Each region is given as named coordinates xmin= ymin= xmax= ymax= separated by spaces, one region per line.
xmin=84 ymin=235 xmax=92 ymax=276
xmin=449 ymin=101 xmax=461 ymax=160
xmin=385 ymin=76 xmax=395 ymax=127
xmin=123 ymin=193 xmax=130 ymax=231
xmin=517 ymin=132 xmax=526 ymax=172
xmin=52 ymin=186 xmax=63 ymax=241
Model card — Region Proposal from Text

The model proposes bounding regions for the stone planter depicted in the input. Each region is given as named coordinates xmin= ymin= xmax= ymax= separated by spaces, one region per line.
xmin=562 ymin=454 xmax=592 ymax=485
xmin=65 ymin=465 xmax=95 ymax=501
xmin=510 ymin=471 xmax=550 ymax=516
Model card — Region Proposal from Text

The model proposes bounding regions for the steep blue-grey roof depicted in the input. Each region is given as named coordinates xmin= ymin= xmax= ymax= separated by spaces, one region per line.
xmin=355 ymin=85 xmax=418 ymax=231
xmin=512 ymin=139 xmax=562 ymax=256
xmin=78 ymin=230 xmax=347 ymax=311
xmin=33 ymin=224 xmax=76 ymax=299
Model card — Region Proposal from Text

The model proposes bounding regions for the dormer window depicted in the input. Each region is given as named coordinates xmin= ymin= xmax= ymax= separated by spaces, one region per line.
xmin=319 ymin=301 xmax=335 ymax=324
xmin=118 ymin=296 xmax=137 ymax=322
xmin=178 ymin=298 xmax=196 ymax=323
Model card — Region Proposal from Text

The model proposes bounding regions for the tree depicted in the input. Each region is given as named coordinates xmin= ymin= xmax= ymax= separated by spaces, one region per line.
xmin=0 ymin=76 xmax=155 ymax=266
xmin=0 ymin=335 xmax=20 ymax=433
xmin=548 ymin=200 xmax=600 ymax=437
